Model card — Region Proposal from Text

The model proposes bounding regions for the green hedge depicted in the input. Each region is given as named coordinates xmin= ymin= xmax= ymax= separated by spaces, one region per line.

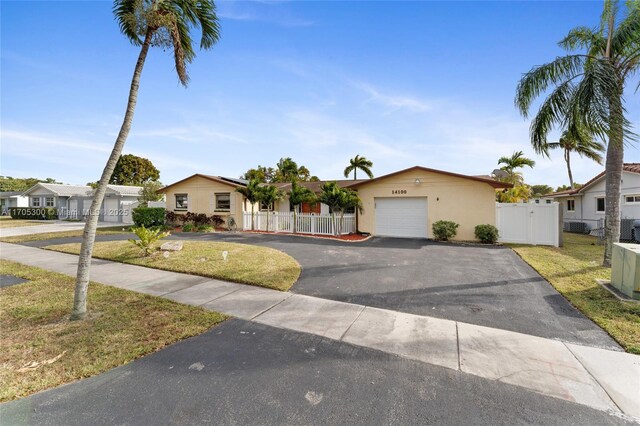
xmin=8 ymin=207 xmax=58 ymax=220
xmin=475 ymin=224 xmax=499 ymax=244
xmin=132 ymin=207 xmax=165 ymax=227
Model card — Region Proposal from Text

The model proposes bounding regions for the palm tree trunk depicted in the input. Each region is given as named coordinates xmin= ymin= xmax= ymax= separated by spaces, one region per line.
xmin=565 ymin=148 xmax=574 ymax=189
xmin=251 ymin=203 xmax=255 ymax=231
xmin=70 ymin=30 xmax=153 ymax=320
xmin=354 ymin=169 xmax=357 ymax=180
xmin=603 ymin=91 xmax=624 ymax=267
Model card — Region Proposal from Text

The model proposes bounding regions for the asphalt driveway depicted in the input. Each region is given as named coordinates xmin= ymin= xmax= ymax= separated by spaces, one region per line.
xmin=1 ymin=320 xmax=631 ymax=426
xmin=25 ymin=232 xmax=620 ymax=350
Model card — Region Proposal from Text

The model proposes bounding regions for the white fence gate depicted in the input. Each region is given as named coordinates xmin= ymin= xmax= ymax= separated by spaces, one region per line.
xmin=496 ymin=202 xmax=560 ymax=247
xmin=243 ymin=212 xmax=356 ymax=236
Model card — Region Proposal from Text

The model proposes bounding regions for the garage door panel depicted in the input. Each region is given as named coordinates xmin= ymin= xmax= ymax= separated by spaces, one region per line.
xmin=375 ymin=198 xmax=427 ymax=238
xmin=104 ymin=198 xmax=119 ymax=223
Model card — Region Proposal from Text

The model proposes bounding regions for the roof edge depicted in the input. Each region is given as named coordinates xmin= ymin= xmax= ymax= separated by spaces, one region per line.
xmin=159 ymin=174 xmax=246 ymax=193
xmin=349 ymin=166 xmax=513 ymax=189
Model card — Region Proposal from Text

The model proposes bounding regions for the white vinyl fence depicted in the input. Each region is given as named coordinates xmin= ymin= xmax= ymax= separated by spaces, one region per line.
xmin=496 ymin=202 xmax=560 ymax=247
xmin=243 ymin=212 xmax=356 ymax=236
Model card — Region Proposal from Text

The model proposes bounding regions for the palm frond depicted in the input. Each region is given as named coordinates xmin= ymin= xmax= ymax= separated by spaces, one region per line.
xmin=528 ymin=79 xmax=576 ymax=155
xmin=515 ymin=55 xmax=585 ymax=117
xmin=559 ymin=26 xmax=605 ymax=53
xmin=113 ymin=0 xmax=143 ymax=45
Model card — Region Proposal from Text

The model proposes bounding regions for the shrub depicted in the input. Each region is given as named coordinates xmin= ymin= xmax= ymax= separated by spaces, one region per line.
xmin=432 ymin=220 xmax=459 ymax=241
xmin=183 ymin=212 xmax=209 ymax=226
xmin=128 ymin=225 xmax=170 ymax=256
xmin=209 ymin=215 xmax=225 ymax=227
xmin=197 ymin=224 xmax=214 ymax=232
xmin=165 ymin=211 xmax=179 ymax=225
xmin=182 ymin=223 xmax=194 ymax=232
xmin=9 ymin=207 xmax=58 ymax=220
xmin=132 ymin=207 xmax=165 ymax=227
xmin=475 ymin=224 xmax=499 ymax=244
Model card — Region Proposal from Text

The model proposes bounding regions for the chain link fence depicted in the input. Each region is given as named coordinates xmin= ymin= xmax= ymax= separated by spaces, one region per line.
xmin=563 ymin=218 xmax=639 ymax=245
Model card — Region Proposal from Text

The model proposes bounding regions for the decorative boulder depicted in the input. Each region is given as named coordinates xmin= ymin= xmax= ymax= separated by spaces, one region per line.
xmin=160 ymin=241 xmax=183 ymax=252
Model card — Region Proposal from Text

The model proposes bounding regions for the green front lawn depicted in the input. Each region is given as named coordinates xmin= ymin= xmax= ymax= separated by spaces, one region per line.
xmin=0 ymin=260 xmax=226 ymax=402
xmin=46 ymin=240 xmax=301 ymax=291
xmin=510 ymin=233 xmax=640 ymax=354
xmin=0 ymin=217 xmax=49 ymax=229
xmin=0 ymin=226 xmax=130 ymax=243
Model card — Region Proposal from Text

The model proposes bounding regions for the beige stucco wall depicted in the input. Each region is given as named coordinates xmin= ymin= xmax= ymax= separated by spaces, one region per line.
xmin=163 ymin=176 xmax=247 ymax=229
xmin=356 ymin=169 xmax=497 ymax=241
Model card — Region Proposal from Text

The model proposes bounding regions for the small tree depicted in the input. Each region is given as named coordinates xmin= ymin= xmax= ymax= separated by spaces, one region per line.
xmin=257 ymin=184 xmax=282 ymax=232
xmin=288 ymin=180 xmax=316 ymax=233
xmin=128 ymin=225 xmax=170 ymax=256
xmin=138 ymin=181 xmax=164 ymax=206
xmin=497 ymin=151 xmax=535 ymax=186
xmin=318 ymin=182 xmax=362 ymax=235
xmin=236 ymin=179 xmax=261 ymax=230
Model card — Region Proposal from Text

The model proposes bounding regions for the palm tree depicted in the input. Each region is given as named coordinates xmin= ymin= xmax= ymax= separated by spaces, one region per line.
xmin=497 ymin=151 xmax=535 ymax=186
xmin=546 ymin=128 xmax=604 ymax=189
xmin=236 ymin=179 xmax=261 ymax=230
xmin=344 ymin=155 xmax=374 ymax=180
xmin=71 ymin=0 xmax=220 ymax=320
xmin=318 ymin=182 xmax=362 ymax=235
xmin=257 ymin=184 xmax=282 ymax=232
xmin=515 ymin=1 xmax=639 ymax=266
xmin=275 ymin=157 xmax=300 ymax=183
xmin=288 ymin=180 xmax=316 ymax=233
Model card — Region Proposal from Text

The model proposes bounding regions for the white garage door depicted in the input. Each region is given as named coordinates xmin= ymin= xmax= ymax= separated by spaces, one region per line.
xmin=103 ymin=198 xmax=119 ymax=223
xmin=375 ymin=197 xmax=428 ymax=238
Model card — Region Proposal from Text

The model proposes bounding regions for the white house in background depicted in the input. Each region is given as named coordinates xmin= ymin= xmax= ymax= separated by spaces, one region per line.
xmin=21 ymin=183 xmax=142 ymax=223
xmin=545 ymin=163 xmax=640 ymax=235
xmin=0 ymin=191 xmax=28 ymax=213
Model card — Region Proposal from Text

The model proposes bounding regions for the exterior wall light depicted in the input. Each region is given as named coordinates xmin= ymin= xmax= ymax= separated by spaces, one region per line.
xmin=415 ymin=178 xmax=421 ymax=185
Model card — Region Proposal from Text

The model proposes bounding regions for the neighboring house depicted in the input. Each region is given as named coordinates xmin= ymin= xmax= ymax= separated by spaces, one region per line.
xmin=21 ymin=183 xmax=142 ymax=223
xmin=0 ymin=191 xmax=28 ymax=213
xmin=161 ymin=167 xmax=510 ymax=240
xmin=545 ymin=163 xmax=640 ymax=234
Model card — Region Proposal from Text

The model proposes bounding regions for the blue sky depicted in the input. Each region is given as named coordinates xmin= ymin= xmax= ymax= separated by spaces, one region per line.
xmin=1 ymin=1 xmax=639 ymax=188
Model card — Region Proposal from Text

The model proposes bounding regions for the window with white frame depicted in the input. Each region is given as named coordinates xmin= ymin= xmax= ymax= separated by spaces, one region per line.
xmin=32 ymin=197 xmax=41 ymax=207
xmin=596 ymin=197 xmax=605 ymax=213
xmin=625 ymin=194 xmax=640 ymax=204
xmin=215 ymin=193 xmax=231 ymax=211
xmin=175 ymin=194 xmax=188 ymax=210
xmin=567 ymin=199 xmax=575 ymax=212
xmin=45 ymin=197 xmax=54 ymax=207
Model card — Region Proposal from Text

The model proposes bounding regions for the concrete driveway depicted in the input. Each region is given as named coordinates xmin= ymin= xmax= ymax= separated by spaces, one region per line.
xmin=24 ymin=232 xmax=620 ymax=350
xmin=1 ymin=320 xmax=631 ymax=426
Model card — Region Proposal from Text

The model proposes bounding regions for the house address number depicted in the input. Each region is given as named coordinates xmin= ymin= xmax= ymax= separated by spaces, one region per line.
xmin=391 ymin=190 xmax=407 ymax=194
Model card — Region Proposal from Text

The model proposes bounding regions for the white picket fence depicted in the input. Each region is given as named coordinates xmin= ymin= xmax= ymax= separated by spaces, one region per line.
xmin=496 ymin=202 xmax=560 ymax=247
xmin=243 ymin=212 xmax=356 ymax=236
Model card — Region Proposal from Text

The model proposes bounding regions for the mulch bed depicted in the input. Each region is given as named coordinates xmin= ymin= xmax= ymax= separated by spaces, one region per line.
xmin=241 ymin=230 xmax=370 ymax=242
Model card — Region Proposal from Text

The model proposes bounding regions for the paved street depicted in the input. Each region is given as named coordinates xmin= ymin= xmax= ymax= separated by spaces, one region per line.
xmin=1 ymin=320 xmax=636 ymax=426
xmin=1 ymin=241 xmax=638 ymax=420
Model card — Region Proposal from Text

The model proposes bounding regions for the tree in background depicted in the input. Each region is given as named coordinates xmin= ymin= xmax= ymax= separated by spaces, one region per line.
xmin=288 ymin=180 xmax=316 ymax=233
xmin=138 ymin=181 xmax=164 ymax=206
xmin=515 ymin=1 xmax=639 ymax=266
xmin=497 ymin=151 xmax=535 ymax=186
xmin=530 ymin=184 xmax=554 ymax=197
xmin=236 ymin=179 xmax=261 ymax=230
xmin=71 ymin=0 xmax=220 ymax=320
xmin=110 ymin=154 xmax=160 ymax=186
xmin=556 ymin=183 xmax=583 ymax=192
xmin=241 ymin=165 xmax=275 ymax=183
xmin=0 ymin=177 xmax=61 ymax=192
xmin=545 ymin=128 xmax=604 ymax=190
xmin=344 ymin=155 xmax=374 ymax=180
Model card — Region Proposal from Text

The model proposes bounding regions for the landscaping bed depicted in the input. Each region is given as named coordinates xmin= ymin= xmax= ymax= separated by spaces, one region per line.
xmin=45 ymin=240 xmax=301 ymax=291
xmin=510 ymin=232 xmax=640 ymax=354
xmin=242 ymin=230 xmax=370 ymax=242
xmin=0 ymin=260 xmax=226 ymax=402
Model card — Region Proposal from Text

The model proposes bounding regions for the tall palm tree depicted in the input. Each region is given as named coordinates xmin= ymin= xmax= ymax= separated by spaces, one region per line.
xmin=497 ymin=151 xmax=535 ymax=186
xmin=236 ymin=179 xmax=261 ymax=230
xmin=275 ymin=157 xmax=300 ymax=183
xmin=344 ymin=155 xmax=374 ymax=180
xmin=71 ymin=0 xmax=220 ymax=320
xmin=515 ymin=1 xmax=639 ymax=266
xmin=546 ymin=128 xmax=605 ymax=189
xmin=288 ymin=180 xmax=316 ymax=233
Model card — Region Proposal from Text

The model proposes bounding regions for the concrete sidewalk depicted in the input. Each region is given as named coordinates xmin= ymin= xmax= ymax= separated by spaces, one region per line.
xmin=1 ymin=242 xmax=638 ymax=419
xmin=0 ymin=221 xmax=117 ymax=238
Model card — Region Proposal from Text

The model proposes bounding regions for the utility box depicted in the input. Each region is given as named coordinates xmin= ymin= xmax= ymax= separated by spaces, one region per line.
xmin=611 ymin=243 xmax=640 ymax=300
